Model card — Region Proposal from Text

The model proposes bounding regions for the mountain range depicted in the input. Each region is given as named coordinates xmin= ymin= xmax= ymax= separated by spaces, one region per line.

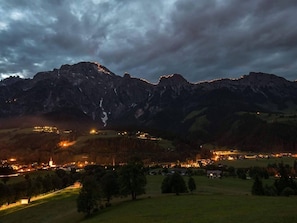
xmin=1 ymin=61 xmax=297 ymax=152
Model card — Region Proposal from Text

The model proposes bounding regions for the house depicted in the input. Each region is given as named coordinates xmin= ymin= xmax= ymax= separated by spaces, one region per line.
xmin=21 ymin=198 xmax=29 ymax=204
xmin=206 ymin=170 xmax=222 ymax=179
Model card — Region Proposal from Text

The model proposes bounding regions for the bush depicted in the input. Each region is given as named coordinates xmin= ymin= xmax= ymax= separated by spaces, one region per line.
xmin=161 ymin=172 xmax=187 ymax=195
xmin=188 ymin=177 xmax=196 ymax=193
xmin=251 ymin=176 xmax=264 ymax=195
xmin=263 ymin=185 xmax=277 ymax=196
xmin=280 ymin=187 xmax=295 ymax=197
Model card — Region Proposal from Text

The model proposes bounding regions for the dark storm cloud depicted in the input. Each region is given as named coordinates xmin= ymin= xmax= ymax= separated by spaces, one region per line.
xmin=0 ymin=0 xmax=297 ymax=83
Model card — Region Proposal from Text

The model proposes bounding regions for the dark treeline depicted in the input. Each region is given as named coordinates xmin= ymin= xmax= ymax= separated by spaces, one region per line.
xmin=77 ymin=158 xmax=147 ymax=216
xmin=0 ymin=169 xmax=79 ymax=206
xmin=252 ymin=161 xmax=297 ymax=196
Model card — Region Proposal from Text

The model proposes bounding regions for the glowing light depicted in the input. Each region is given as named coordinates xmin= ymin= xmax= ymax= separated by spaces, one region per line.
xmin=214 ymin=155 xmax=220 ymax=161
xmin=33 ymin=126 xmax=59 ymax=134
xmin=58 ymin=140 xmax=76 ymax=148
xmin=49 ymin=157 xmax=54 ymax=167
xmin=21 ymin=199 xmax=29 ymax=204
xmin=89 ymin=129 xmax=98 ymax=134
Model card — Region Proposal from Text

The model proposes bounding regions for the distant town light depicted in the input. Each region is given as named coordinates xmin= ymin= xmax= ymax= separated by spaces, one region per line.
xmin=58 ymin=140 xmax=76 ymax=148
xmin=49 ymin=157 xmax=54 ymax=167
xmin=90 ymin=129 xmax=98 ymax=134
xmin=33 ymin=126 xmax=59 ymax=134
xmin=21 ymin=198 xmax=29 ymax=204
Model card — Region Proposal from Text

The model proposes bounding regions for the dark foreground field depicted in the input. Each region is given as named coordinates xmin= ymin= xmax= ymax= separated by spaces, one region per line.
xmin=1 ymin=175 xmax=297 ymax=223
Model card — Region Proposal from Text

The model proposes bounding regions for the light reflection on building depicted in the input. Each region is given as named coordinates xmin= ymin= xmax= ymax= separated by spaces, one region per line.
xmin=58 ymin=140 xmax=76 ymax=148
xmin=33 ymin=126 xmax=59 ymax=134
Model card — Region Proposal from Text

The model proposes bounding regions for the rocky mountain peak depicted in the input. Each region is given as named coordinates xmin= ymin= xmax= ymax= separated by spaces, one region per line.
xmin=32 ymin=61 xmax=119 ymax=84
xmin=123 ymin=72 xmax=131 ymax=79
xmin=158 ymin=74 xmax=189 ymax=86
xmin=59 ymin=61 xmax=115 ymax=76
xmin=1 ymin=61 xmax=297 ymax=136
xmin=0 ymin=76 xmax=24 ymax=86
xmin=238 ymin=72 xmax=291 ymax=87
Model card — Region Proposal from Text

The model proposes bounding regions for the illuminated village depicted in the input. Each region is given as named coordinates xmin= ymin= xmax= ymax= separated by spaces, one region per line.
xmin=1 ymin=125 xmax=296 ymax=177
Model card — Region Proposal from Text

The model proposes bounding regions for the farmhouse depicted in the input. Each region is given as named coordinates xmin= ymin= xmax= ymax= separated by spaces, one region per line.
xmin=21 ymin=198 xmax=29 ymax=204
xmin=206 ymin=170 xmax=222 ymax=178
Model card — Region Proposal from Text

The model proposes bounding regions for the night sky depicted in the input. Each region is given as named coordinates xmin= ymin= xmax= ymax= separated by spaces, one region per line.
xmin=1 ymin=0 xmax=297 ymax=83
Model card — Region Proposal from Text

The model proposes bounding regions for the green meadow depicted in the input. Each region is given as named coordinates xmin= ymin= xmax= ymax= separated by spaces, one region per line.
xmin=83 ymin=194 xmax=297 ymax=223
xmin=1 ymin=175 xmax=297 ymax=223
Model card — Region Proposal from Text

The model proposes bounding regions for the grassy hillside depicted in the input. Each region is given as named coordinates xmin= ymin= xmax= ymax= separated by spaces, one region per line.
xmin=0 ymin=127 xmax=184 ymax=164
xmin=1 ymin=175 xmax=297 ymax=223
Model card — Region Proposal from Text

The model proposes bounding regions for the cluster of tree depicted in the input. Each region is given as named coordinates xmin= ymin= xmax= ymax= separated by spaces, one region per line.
xmin=205 ymin=161 xmax=297 ymax=180
xmin=0 ymin=165 xmax=16 ymax=184
xmin=161 ymin=172 xmax=196 ymax=195
xmin=77 ymin=158 xmax=147 ymax=217
xmin=252 ymin=163 xmax=297 ymax=196
xmin=0 ymin=169 xmax=78 ymax=206
xmin=234 ymin=166 xmax=270 ymax=180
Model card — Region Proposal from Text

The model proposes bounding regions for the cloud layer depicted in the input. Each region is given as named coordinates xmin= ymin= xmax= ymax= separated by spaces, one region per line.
xmin=1 ymin=0 xmax=297 ymax=83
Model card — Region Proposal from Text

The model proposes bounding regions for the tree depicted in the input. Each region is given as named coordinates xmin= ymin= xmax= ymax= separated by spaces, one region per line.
xmin=280 ymin=187 xmax=295 ymax=197
xmin=100 ymin=171 xmax=119 ymax=205
xmin=42 ymin=174 xmax=53 ymax=192
xmin=77 ymin=175 xmax=101 ymax=216
xmin=274 ymin=162 xmax=297 ymax=195
xmin=0 ymin=183 xmax=9 ymax=206
xmin=1 ymin=176 xmax=10 ymax=185
xmin=161 ymin=175 xmax=171 ymax=193
xmin=53 ymin=174 xmax=64 ymax=190
xmin=77 ymin=188 xmax=98 ymax=217
xmin=55 ymin=169 xmax=73 ymax=188
xmin=118 ymin=158 xmax=147 ymax=200
xmin=236 ymin=168 xmax=247 ymax=180
xmin=188 ymin=177 xmax=196 ymax=193
xmin=251 ymin=175 xmax=264 ymax=195
xmin=170 ymin=172 xmax=187 ymax=195
xmin=0 ymin=166 xmax=15 ymax=184
xmin=25 ymin=174 xmax=33 ymax=202
xmin=161 ymin=172 xmax=187 ymax=195
xmin=263 ymin=184 xmax=277 ymax=196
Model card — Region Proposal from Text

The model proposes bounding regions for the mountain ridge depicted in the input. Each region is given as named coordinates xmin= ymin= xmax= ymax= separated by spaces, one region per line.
xmin=1 ymin=61 xmax=297 ymax=152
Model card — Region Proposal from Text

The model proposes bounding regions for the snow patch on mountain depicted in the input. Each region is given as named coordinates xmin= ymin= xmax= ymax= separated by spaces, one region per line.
xmin=99 ymin=98 xmax=108 ymax=127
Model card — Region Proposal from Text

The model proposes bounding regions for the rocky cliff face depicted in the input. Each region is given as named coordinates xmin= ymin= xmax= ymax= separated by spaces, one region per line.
xmin=1 ymin=62 xmax=297 ymax=150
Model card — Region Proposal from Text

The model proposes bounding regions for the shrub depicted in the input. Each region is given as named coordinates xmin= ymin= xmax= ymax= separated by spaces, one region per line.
xmin=161 ymin=172 xmax=187 ymax=195
xmin=280 ymin=187 xmax=295 ymax=197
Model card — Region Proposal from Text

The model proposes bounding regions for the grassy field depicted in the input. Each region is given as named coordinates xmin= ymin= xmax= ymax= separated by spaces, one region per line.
xmin=83 ymin=194 xmax=297 ymax=223
xmin=1 ymin=175 xmax=297 ymax=223
xmin=82 ymin=176 xmax=297 ymax=223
